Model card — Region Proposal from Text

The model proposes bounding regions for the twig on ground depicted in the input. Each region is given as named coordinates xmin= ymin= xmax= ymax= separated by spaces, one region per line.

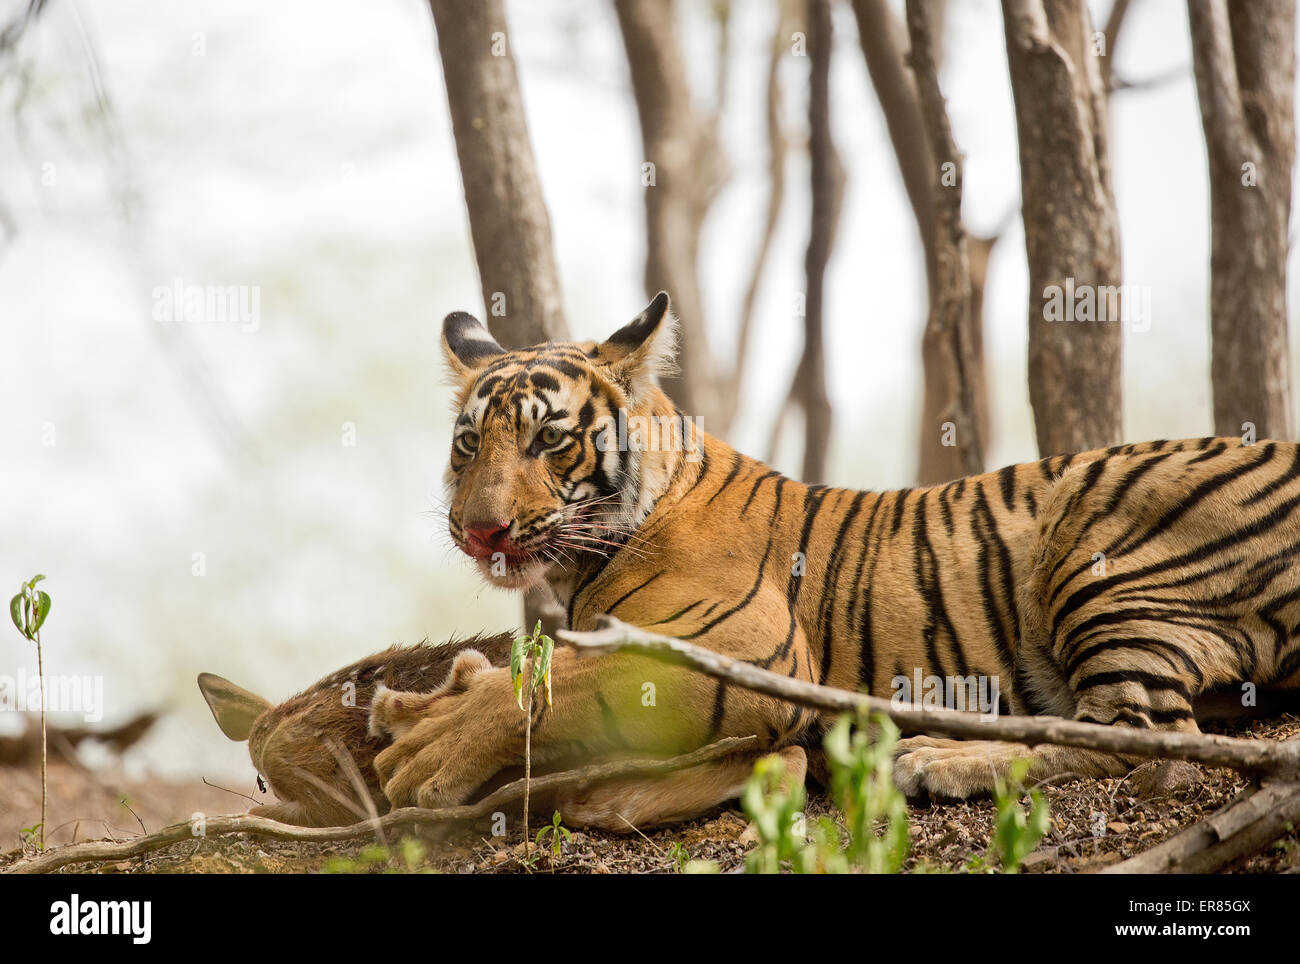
xmin=6 ymin=735 xmax=756 ymax=875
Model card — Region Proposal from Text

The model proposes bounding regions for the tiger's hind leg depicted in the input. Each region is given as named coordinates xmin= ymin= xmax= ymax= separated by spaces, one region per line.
xmin=553 ymin=746 xmax=806 ymax=832
xmin=893 ymin=625 xmax=1211 ymax=800
xmin=898 ymin=441 xmax=1300 ymax=800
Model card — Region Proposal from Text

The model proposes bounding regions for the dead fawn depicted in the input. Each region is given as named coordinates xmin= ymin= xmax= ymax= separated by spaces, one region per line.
xmin=199 ymin=634 xmax=803 ymax=831
xmin=200 ymin=634 xmax=514 ymax=827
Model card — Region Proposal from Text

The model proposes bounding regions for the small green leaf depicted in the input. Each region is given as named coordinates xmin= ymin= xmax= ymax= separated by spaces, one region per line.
xmin=539 ymin=636 xmax=555 ymax=706
xmin=531 ymin=649 xmax=546 ymax=693
xmin=510 ymin=635 xmax=527 ymax=710
xmin=33 ymin=591 xmax=50 ymax=634
xmin=28 ymin=574 xmax=46 ymax=586
xmin=10 ymin=594 xmax=25 ymax=636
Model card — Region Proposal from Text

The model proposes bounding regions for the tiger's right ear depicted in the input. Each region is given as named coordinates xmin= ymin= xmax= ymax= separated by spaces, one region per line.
xmin=442 ymin=311 xmax=506 ymax=381
xmin=198 ymin=672 xmax=272 ymax=743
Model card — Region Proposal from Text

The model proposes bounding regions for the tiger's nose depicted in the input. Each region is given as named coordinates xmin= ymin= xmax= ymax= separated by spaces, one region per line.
xmin=464 ymin=519 xmax=514 ymax=556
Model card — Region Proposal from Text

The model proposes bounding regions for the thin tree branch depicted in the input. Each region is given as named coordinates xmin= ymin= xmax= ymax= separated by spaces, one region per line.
xmin=1100 ymin=0 xmax=1133 ymax=89
xmin=559 ymin=616 xmax=1300 ymax=777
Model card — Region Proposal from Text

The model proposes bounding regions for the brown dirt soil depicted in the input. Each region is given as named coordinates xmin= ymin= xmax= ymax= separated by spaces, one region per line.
xmin=3 ymin=715 xmax=1298 ymax=875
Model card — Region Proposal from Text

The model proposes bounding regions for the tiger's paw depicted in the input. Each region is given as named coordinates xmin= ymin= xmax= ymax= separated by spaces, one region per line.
xmin=892 ymin=737 xmax=1034 ymax=801
xmin=373 ymin=662 xmax=517 ymax=810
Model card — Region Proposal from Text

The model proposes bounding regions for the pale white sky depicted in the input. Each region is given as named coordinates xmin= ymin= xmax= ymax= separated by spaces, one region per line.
xmin=1 ymin=0 xmax=1297 ymax=778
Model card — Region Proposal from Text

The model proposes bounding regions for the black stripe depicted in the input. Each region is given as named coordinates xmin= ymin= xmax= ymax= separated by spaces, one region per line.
xmin=1075 ymin=670 xmax=1191 ymax=699
xmin=705 ymin=680 xmax=729 ymax=740
xmin=938 ymin=484 xmax=955 ymax=535
xmin=650 ymin=599 xmax=705 ymax=625
xmin=1050 ymin=457 xmax=1294 ymax=639
xmin=740 ymin=471 xmax=780 ymax=517
xmin=683 ymin=481 xmax=788 ymax=640
xmin=1066 ymin=635 xmax=1204 ymax=684
xmin=1185 ymin=441 xmax=1228 ymax=465
xmin=1241 ymin=445 xmax=1300 ymax=507
xmin=889 ymin=489 xmax=909 ymax=537
xmin=970 ymin=482 xmax=1018 ymax=675
xmin=1046 ymin=451 xmax=1176 ymax=605
xmin=706 ymin=452 xmax=744 ymax=507
xmin=607 ymin=571 xmax=663 ymax=615
xmin=912 ymin=491 xmax=965 ymax=678
xmin=762 ymin=486 xmax=829 ymax=669
xmin=1107 ymin=444 xmax=1278 ymax=559
xmin=997 ymin=465 xmax=1017 ymax=513
xmin=853 ymin=497 xmax=888 ymax=695
xmin=817 ymin=490 xmax=867 ymax=684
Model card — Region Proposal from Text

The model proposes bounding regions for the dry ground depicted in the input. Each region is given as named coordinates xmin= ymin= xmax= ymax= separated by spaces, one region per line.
xmin=2 ymin=715 xmax=1298 ymax=874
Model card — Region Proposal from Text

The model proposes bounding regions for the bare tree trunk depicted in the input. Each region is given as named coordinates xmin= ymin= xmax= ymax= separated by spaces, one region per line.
xmin=796 ymin=0 xmax=842 ymax=484
xmin=851 ymin=0 xmax=990 ymax=484
xmin=905 ymin=0 xmax=983 ymax=480
xmin=427 ymin=0 xmax=569 ymax=348
xmin=1003 ymin=0 xmax=1123 ymax=456
xmin=428 ymin=0 xmax=569 ymax=630
xmin=721 ymin=0 xmax=797 ymax=433
xmin=1188 ymin=0 xmax=1295 ymax=441
xmin=614 ymin=0 xmax=726 ymax=426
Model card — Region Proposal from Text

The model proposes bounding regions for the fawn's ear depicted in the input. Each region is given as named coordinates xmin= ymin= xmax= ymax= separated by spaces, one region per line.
xmin=442 ymin=311 xmax=506 ymax=381
xmin=198 ymin=672 xmax=272 ymax=742
xmin=597 ymin=292 xmax=677 ymax=403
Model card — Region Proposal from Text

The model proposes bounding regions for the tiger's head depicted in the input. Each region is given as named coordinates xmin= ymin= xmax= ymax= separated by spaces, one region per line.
xmin=440 ymin=292 xmax=689 ymax=590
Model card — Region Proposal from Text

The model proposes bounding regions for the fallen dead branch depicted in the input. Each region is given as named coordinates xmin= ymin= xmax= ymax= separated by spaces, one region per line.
xmin=1103 ymin=779 xmax=1300 ymax=874
xmin=5 ymin=735 xmax=756 ymax=874
xmin=560 ymin=616 xmax=1300 ymax=780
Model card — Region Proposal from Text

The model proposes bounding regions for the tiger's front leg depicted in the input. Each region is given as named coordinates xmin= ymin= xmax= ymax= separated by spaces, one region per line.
xmin=369 ymin=645 xmax=800 ymax=810
xmin=368 ymin=650 xmax=524 ymax=809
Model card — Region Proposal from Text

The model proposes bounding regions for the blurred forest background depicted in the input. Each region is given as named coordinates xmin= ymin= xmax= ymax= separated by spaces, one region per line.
xmin=2 ymin=0 xmax=1299 ymax=782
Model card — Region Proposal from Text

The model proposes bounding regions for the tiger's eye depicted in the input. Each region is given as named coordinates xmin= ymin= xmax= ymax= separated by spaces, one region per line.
xmin=540 ymin=424 xmax=565 ymax=447
xmin=460 ymin=430 xmax=480 ymax=451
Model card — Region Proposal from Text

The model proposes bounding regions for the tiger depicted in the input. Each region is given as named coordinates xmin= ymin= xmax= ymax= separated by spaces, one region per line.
xmin=367 ymin=291 xmax=1300 ymax=827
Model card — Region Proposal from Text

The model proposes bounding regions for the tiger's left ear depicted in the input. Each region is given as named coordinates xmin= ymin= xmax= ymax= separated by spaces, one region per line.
xmin=598 ymin=292 xmax=677 ymax=403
